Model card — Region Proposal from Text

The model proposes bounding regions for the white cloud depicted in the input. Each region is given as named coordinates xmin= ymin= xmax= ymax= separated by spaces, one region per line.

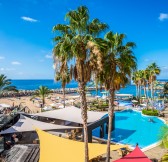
xmin=45 ymin=54 xmax=52 ymax=59
xmin=21 ymin=16 xmax=38 ymax=22
xmin=162 ymin=66 xmax=168 ymax=70
xmin=6 ymin=68 xmax=15 ymax=71
xmin=159 ymin=13 xmax=168 ymax=21
xmin=0 ymin=56 xmax=5 ymax=60
xmin=0 ymin=68 xmax=15 ymax=71
xmin=52 ymin=64 xmax=56 ymax=69
xmin=11 ymin=61 xmax=21 ymax=65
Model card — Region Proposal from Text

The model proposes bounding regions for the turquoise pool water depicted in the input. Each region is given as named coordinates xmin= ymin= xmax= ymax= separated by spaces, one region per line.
xmin=92 ymin=110 xmax=166 ymax=148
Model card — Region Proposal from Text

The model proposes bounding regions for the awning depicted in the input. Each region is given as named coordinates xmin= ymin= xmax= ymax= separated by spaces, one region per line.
xmin=115 ymin=94 xmax=133 ymax=97
xmin=33 ymin=106 xmax=106 ymax=124
xmin=36 ymin=128 xmax=127 ymax=162
xmin=0 ymin=103 xmax=11 ymax=108
xmin=0 ymin=115 xmax=79 ymax=134
xmin=114 ymin=146 xmax=151 ymax=162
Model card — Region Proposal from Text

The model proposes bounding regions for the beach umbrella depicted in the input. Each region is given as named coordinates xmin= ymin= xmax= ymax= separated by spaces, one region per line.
xmin=0 ymin=103 xmax=11 ymax=108
xmin=70 ymin=95 xmax=80 ymax=99
xmin=132 ymin=100 xmax=138 ymax=103
xmin=140 ymin=104 xmax=146 ymax=107
xmin=50 ymin=103 xmax=57 ymax=107
xmin=65 ymin=99 xmax=75 ymax=103
xmin=95 ymin=95 xmax=101 ymax=98
xmin=43 ymin=106 xmax=53 ymax=111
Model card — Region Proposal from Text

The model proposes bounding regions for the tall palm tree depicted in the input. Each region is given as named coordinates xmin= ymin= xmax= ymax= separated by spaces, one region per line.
xmin=132 ymin=70 xmax=148 ymax=99
xmin=34 ymin=86 xmax=50 ymax=106
xmin=53 ymin=6 xmax=108 ymax=162
xmin=140 ymin=70 xmax=146 ymax=98
xmin=146 ymin=63 xmax=161 ymax=99
xmin=55 ymin=65 xmax=71 ymax=108
xmin=0 ymin=74 xmax=18 ymax=96
xmin=132 ymin=71 xmax=140 ymax=99
xmin=97 ymin=31 xmax=136 ymax=162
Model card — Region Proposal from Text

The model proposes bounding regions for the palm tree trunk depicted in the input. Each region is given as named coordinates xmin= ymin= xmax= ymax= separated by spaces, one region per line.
xmin=144 ymin=84 xmax=146 ymax=98
xmin=151 ymin=81 xmax=153 ymax=99
xmin=42 ymin=96 xmax=45 ymax=106
xmin=139 ymin=84 xmax=142 ymax=99
xmin=78 ymin=81 xmax=89 ymax=162
xmin=106 ymin=88 xmax=115 ymax=162
xmin=138 ymin=84 xmax=140 ymax=98
xmin=63 ymin=87 xmax=65 ymax=108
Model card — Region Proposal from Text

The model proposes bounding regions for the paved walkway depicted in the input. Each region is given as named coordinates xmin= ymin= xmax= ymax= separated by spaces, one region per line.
xmin=144 ymin=145 xmax=167 ymax=161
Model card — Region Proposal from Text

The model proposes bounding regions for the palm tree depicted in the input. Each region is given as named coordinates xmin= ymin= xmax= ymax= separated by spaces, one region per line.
xmin=163 ymin=82 xmax=168 ymax=97
xmin=97 ymin=31 xmax=136 ymax=162
xmin=146 ymin=63 xmax=161 ymax=99
xmin=159 ymin=125 xmax=168 ymax=148
xmin=139 ymin=70 xmax=149 ymax=98
xmin=132 ymin=71 xmax=139 ymax=98
xmin=158 ymin=125 xmax=168 ymax=162
xmin=53 ymin=6 xmax=108 ymax=162
xmin=55 ymin=65 xmax=71 ymax=108
xmin=0 ymin=74 xmax=18 ymax=96
xmin=34 ymin=86 xmax=50 ymax=106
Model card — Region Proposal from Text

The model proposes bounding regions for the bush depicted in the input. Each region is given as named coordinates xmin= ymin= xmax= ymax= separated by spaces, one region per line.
xmin=142 ymin=109 xmax=159 ymax=116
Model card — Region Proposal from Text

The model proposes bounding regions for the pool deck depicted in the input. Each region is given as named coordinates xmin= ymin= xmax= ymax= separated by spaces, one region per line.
xmin=97 ymin=145 xmax=167 ymax=161
xmin=102 ymin=106 xmax=168 ymax=161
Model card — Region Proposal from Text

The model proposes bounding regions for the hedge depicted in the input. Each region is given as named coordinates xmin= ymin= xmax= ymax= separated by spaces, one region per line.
xmin=142 ymin=109 xmax=159 ymax=116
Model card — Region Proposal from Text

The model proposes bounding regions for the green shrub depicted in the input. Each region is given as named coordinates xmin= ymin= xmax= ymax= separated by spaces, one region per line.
xmin=142 ymin=109 xmax=159 ymax=116
xmin=101 ymin=103 xmax=108 ymax=106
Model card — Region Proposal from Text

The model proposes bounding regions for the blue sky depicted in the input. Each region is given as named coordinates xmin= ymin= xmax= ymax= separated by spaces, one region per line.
xmin=0 ymin=0 xmax=168 ymax=79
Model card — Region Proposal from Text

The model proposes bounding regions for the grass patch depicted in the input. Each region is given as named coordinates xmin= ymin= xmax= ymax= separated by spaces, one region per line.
xmin=142 ymin=109 xmax=159 ymax=116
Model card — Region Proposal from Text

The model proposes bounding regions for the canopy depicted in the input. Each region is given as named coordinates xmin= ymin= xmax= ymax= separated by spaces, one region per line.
xmin=115 ymin=94 xmax=133 ymax=97
xmin=0 ymin=103 xmax=11 ymax=108
xmin=114 ymin=146 xmax=151 ymax=162
xmin=0 ymin=115 xmax=79 ymax=134
xmin=132 ymin=100 xmax=138 ymax=103
xmin=33 ymin=106 xmax=106 ymax=124
xmin=101 ymin=91 xmax=108 ymax=94
xmin=36 ymin=128 xmax=127 ymax=162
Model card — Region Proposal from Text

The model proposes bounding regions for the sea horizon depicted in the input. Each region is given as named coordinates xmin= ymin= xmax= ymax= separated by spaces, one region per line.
xmin=10 ymin=79 xmax=168 ymax=96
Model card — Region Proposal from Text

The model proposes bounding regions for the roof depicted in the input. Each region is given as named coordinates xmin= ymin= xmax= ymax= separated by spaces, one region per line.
xmin=114 ymin=146 xmax=151 ymax=162
xmin=4 ymin=144 xmax=39 ymax=162
xmin=33 ymin=106 xmax=106 ymax=124
xmin=36 ymin=128 xmax=127 ymax=162
xmin=0 ymin=115 xmax=79 ymax=134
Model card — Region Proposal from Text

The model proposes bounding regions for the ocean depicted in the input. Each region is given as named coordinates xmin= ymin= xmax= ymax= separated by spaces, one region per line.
xmin=11 ymin=79 xmax=167 ymax=97
xmin=11 ymin=79 xmax=137 ymax=96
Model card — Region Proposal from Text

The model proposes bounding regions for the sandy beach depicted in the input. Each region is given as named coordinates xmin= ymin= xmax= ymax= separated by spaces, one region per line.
xmin=0 ymin=93 xmax=66 ymax=113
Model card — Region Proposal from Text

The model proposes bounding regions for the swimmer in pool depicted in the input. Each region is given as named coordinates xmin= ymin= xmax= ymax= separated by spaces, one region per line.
xmin=149 ymin=118 xmax=154 ymax=122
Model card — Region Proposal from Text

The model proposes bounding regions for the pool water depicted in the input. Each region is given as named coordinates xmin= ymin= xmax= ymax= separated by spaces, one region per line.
xmin=92 ymin=110 xmax=166 ymax=148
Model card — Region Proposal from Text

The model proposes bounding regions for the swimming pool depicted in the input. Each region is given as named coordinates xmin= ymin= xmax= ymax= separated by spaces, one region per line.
xmin=92 ymin=110 xmax=166 ymax=149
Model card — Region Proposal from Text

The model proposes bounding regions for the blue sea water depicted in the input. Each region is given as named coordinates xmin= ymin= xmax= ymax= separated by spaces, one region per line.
xmin=11 ymin=80 xmax=78 ymax=90
xmin=11 ymin=79 xmax=167 ymax=96
xmin=11 ymin=79 xmax=137 ymax=96
xmin=92 ymin=110 xmax=166 ymax=148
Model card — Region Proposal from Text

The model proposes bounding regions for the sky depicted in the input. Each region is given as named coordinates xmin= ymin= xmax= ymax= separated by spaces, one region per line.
xmin=0 ymin=0 xmax=168 ymax=79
